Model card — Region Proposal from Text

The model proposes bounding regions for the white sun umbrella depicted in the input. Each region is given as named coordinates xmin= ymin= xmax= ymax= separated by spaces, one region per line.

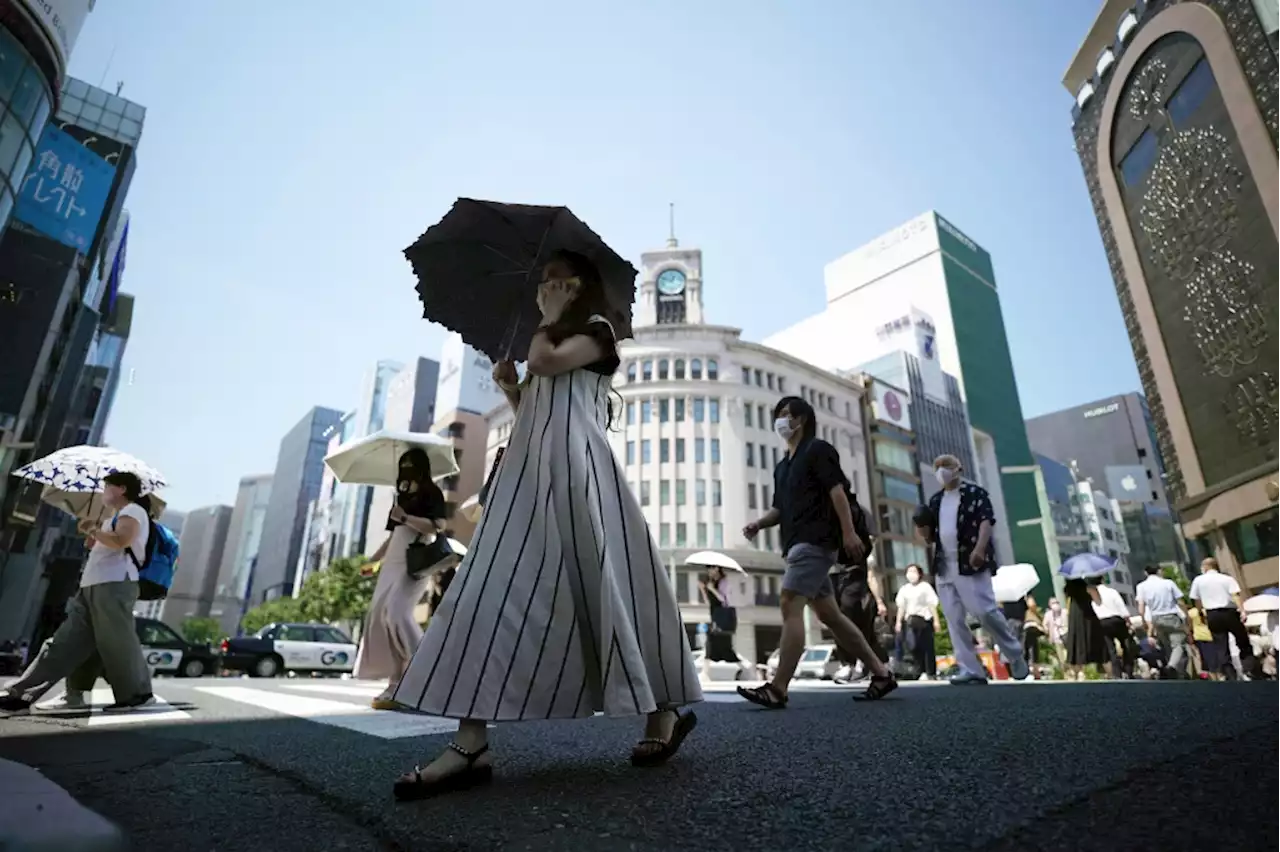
xmin=41 ymin=485 xmax=168 ymax=522
xmin=1243 ymin=594 xmax=1280 ymax=614
xmin=685 ymin=551 xmax=751 ymax=609
xmin=14 ymin=446 xmax=167 ymax=495
xmin=323 ymin=429 xmax=459 ymax=486
xmin=459 ymin=493 xmax=483 ymax=524
xmin=991 ymin=563 xmax=1041 ymax=603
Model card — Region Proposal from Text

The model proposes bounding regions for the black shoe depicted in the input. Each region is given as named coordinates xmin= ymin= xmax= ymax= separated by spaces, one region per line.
xmin=0 ymin=693 xmax=32 ymax=713
xmin=103 ymin=693 xmax=155 ymax=712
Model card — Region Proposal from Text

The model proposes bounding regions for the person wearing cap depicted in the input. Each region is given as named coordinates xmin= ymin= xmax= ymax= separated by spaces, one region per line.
xmin=1 ymin=471 xmax=154 ymax=713
xmin=920 ymin=454 xmax=1029 ymax=684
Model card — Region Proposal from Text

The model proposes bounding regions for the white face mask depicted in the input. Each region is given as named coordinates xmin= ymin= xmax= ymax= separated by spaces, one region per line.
xmin=935 ymin=467 xmax=956 ymax=487
xmin=774 ymin=417 xmax=795 ymax=440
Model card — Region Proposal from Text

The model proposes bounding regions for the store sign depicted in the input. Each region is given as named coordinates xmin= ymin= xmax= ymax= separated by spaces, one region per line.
xmin=1083 ymin=402 xmax=1120 ymax=419
xmin=871 ymin=380 xmax=912 ymax=431
xmin=14 ymin=124 xmax=115 ymax=252
xmin=19 ymin=0 xmax=96 ymax=75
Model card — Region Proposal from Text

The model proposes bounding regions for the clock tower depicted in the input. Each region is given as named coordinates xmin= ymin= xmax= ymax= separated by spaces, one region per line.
xmin=634 ymin=206 xmax=704 ymax=328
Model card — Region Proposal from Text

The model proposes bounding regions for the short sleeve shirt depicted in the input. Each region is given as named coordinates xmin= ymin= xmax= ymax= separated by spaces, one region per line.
xmin=81 ymin=502 xmax=149 ymax=588
xmin=1190 ymin=572 xmax=1240 ymax=611
xmin=772 ymin=438 xmax=845 ymax=552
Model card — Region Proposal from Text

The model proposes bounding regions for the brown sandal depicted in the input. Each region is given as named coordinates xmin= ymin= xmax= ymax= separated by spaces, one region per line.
xmin=736 ymin=682 xmax=788 ymax=709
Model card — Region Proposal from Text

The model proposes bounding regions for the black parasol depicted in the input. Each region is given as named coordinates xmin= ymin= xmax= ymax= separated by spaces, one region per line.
xmin=404 ymin=199 xmax=638 ymax=362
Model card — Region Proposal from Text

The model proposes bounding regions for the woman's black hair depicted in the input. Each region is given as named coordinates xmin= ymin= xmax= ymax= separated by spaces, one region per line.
xmin=398 ymin=448 xmax=432 ymax=484
xmin=540 ymin=249 xmax=624 ymax=430
xmin=772 ymin=395 xmax=818 ymax=441
xmin=103 ymin=470 xmax=142 ymax=502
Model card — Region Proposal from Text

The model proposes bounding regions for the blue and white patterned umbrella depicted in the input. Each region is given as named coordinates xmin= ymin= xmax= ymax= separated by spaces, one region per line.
xmin=1058 ymin=552 xmax=1116 ymax=581
xmin=13 ymin=446 xmax=167 ymax=495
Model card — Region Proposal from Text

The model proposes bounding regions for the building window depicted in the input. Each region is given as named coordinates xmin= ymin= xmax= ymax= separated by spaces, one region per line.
xmin=695 ymin=438 xmax=706 ymax=463
xmin=626 ymin=401 xmax=636 ymax=425
xmin=626 ymin=441 xmax=635 ymax=465
xmin=674 ymin=359 xmax=686 ymax=379
xmin=709 ymin=398 xmax=720 ymax=423
xmin=713 ymin=523 xmax=724 ymax=548
xmin=763 ymin=485 xmax=770 ymax=507
xmin=754 ymin=369 xmax=762 ymax=387
xmin=697 ymin=523 xmax=708 ymax=548
xmin=711 ymin=439 xmax=721 ymax=464
xmin=660 ymin=439 xmax=670 ymax=463
xmin=675 ymin=438 xmax=686 ymax=463
xmin=642 ymin=400 xmax=652 ymax=423
xmin=660 ymin=480 xmax=671 ymax=505
xmin=757 ymin=405 xmax=766 ymax=428
xmin=873 ymin=441 xmax=915 ymax=474
xmin=659 ymin=399 xmax=669 ymax=422
xmin=691 ymin=359 xmax=703 ymax=379
xmin=879 ymin=473 xmax=920 ymax=505
xmin=658 ymin=359 xmax=669 ymax=380
xmin=1166 ymin=58 xmax=1214 ymax=129
xmin=712 ymin=480 xmax=723 ymax=506
xmin=696 ymin=479 xmax=707 ymax=505
xmin=660 ymin=523 xmax=671 ymax=547
xmin=642 ymin=360 xmax=653 ymax=381
xmin=741 ymin=366 xmax=751 ymax=384
xmin=1227 ymin=508 xmax=1279 ymax=564
xmin=693 ymin=398 xmax=705 ymax=422
xmin=641 ymin=482 xmax=651 ymax=506
xmin=641 ymin=440 xmax=652 ymax=464
xmin=748 ymin=484 xmax=758 ymax=509
xmin=767 ymin=373 xmax=775 ymax=390
xmin=744 ymin=405 xmax=753 ymax=428
xmin=626 ymin=362 xmax=637 ymax=382
xmin=676 ymin=480 xmax=686 ymax=506
xmin=746 ymin=444 xmax=755 ymax=467
xmin=707 ymin=360 xmax=718 ymax=380
xmin=772 ymin=446 xmax=779 ymax=467
xmin=777 ymin=377 xmax=786 ymax=394
xmin=676 ymin=523 xmax=687 ymax=547
xmin=675 ymin=398 xmax=685 ymax=421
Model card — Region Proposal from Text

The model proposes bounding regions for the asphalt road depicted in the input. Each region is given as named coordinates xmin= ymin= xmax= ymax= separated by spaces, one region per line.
xmin=0 ymin=677 xmax=1276 ymax=852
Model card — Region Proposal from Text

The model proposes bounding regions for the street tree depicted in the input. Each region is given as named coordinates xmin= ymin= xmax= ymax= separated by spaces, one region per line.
xmin=181 ymin=616 xmax=224 ymax=646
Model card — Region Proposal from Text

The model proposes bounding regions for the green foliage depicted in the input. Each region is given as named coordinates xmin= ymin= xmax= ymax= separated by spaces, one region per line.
xmin=180 ymin=616 xmax=223 ymax=646
xmin=1162 ymin=566 xmax=1191 ymax=598
xmin=934 ymin=610 xmax=953 ymax=656
xmin=238 ymin=556 xmax=374 ymax=634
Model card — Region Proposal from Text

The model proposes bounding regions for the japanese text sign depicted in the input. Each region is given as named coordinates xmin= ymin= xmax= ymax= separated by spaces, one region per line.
xmin=14 ymin=124 xmax=115 ymax=253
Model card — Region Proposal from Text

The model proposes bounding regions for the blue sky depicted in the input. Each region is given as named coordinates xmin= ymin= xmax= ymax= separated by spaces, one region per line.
xmin=68 ymin=1 xmax=1136 ymax=512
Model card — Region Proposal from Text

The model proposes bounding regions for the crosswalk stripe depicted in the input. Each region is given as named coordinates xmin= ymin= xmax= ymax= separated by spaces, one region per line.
xmin=277 ymin=682 xmax=388 ymax=698
xmin=31 ymin=688 xmax=192 ymax=725
xmin=193 ymin=685 xmax=464 ymax=739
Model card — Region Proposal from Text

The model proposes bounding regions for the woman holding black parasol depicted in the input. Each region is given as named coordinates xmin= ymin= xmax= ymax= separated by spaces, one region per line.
xmin=390 ymin=246 xmax=701 ymax=800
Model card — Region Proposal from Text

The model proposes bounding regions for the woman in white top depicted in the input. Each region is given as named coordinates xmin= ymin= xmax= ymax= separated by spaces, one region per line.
xmin=1092 ymin=583 xmax=1136 ymax=679
xmin=894 ymin=564 xmax=941 ymax=680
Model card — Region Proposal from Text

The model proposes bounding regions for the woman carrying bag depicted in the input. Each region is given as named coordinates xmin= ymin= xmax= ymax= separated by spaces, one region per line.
xmin=355 ymin=449 xmax=452 ymax=710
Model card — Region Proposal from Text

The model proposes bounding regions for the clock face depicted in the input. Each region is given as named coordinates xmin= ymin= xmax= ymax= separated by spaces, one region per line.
xmin=656 ymin=269 xmax=686 ymax=296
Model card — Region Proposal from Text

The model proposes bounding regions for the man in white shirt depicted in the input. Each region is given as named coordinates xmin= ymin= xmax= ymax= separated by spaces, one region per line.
xmin=1189 ymin=557 xmax=1258 ymax=679
xmin=1093 ymin=583 xmax=1136 ymax=678
xmin=1134 ymin=564 xmax=1189 ymax=678
xmin=1 ymin=472 xmax=154 ymax=713
xmin=894 ymin=564 xmax=941 ymax=679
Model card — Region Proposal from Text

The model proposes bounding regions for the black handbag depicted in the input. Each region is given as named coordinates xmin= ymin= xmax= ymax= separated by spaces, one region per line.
xmin=406 ymin=532 xmax=458 ymax=581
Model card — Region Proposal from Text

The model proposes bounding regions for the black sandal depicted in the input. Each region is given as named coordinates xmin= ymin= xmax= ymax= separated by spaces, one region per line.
xmin=393 ymin=742 xmax=493 ymax=801
xmin=0 ymin=694 xmax=32 ymax=713
xmin=631 ymin=710 xmax=698 ymax=767
xmin=852 ymin=673 xmax=898 ymax=701
xmin=736 ymin=682 xmax=788 ymax=709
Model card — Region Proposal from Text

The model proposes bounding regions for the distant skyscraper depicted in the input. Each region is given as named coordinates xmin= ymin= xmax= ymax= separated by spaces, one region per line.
xmin=160 ymin=504 xmax=233 ymax=630
xmin=434 ymin=333 xmax=505 ymax=417
xmin=255 ymin=406 xmax=344 ymax=604
xmin=215 ymin=474 xmax=272 ymax=635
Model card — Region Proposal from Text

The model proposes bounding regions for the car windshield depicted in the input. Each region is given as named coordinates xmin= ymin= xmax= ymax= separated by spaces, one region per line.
xmin=802 ymin=648 xmax=830 ymax=662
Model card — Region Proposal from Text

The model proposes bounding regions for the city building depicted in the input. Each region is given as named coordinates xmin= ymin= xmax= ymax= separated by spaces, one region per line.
xmin=0 ymin=77 xmax=147 ymax=644
xmin=1032 ymin=453 xmax=1094 ymax=604
xmin=764 ymin=211 xmax=1051 ymax=590
xmin=158 ymin=504 xmax=233 ymax=632
xmin=1065 ymin=0 xmax=1278 ymax=592
xmin=1027 ymin=392 xmax=1184 ymax=572
xmin=214 ymin=473 xmax=272 ymax=635
xmin=254 ymin=406 xmax=343 ymax=605
xmin=484 ymin=232 xmax=870 ymax=663
xmin=1070 ymin=476 xmax=1135 ymax=603
xmin=0 ymin=0 xmax=97 ymax=231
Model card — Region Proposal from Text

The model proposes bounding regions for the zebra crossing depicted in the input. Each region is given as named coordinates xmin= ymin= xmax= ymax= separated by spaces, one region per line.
xmin=15 ymin=678 xmax=877 ymax=739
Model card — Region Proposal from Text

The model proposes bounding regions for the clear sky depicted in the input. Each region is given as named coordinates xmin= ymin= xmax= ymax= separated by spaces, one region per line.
xmin=67 ymin=0 xmax=1137 ymax=512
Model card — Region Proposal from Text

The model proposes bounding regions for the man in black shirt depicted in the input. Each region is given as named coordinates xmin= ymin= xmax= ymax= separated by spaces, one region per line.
xmin=738 ymin=396 xmax=897 ymax=707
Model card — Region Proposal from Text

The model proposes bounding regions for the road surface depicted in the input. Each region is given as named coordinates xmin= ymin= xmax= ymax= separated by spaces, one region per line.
xmin=1 ymin=677 xmax=1275 ymax=851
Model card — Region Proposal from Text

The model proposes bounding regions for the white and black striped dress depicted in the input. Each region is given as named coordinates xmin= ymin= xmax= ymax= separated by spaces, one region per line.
xmin=393 ymin=317 xmax=702 ymax=721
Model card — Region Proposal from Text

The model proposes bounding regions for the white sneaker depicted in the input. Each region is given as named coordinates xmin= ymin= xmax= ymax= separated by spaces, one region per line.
xmin=55 ymin=690 xmax=87 ymax=709
xmin=918 ymin=673 xmax=932 ymax=681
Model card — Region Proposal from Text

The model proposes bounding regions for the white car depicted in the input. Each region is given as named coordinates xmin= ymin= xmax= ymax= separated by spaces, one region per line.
xmin=766 ymin=644 xmax=843 ymax=681
xmin=221 ymin=622 xmax=358 ymax=678
xmin=691 ymin=649 xmax=761 ymax=682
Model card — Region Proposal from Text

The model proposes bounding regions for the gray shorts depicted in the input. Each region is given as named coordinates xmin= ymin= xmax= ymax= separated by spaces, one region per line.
xmin=782 ymin=543 xmax=837 ymax=600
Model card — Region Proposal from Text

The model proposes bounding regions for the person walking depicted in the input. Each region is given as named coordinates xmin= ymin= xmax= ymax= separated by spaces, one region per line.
xmin=894 ymin=564 xmax=940 ymax=680
xmin=1189 ymin=558 xmax=1259 ymax=680
xmin=1134 ymin=564 xmax=1190 ymax=679
xmin=1 ymin=472 xmax=153 ymax=713
xmin=1042 ymin=598 xmax=1069 ymax=666
xmin=920 ymin=455 xmax=1029 ymax=684
xmin=1022 ymin=597 xmax=1046 ymax=674
xmin=1063 ymin=579 xmax=1109 ymax=679
xmin=355 ymin=448 xmax=450 ymax=710
xmin=699 ymin=567 xmax=751 ymax=677
xmin=832 ymin=548 xmax=889 ymax=675
xmin=1093 ymin=582 xmax=1137 ymax=679
xmin=389 ymin=251 xmax=701 ymax=800
xmin=737 ymin=396 xmax=896 ymax=707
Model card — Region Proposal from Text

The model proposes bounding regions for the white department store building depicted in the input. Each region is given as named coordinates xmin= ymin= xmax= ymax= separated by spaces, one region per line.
xmin=484 ymin=234 xmax=870 ymax=664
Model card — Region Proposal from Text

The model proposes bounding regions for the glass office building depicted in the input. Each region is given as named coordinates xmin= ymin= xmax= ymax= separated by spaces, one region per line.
xmin=0 ymin=25 xmax=52 ymax=231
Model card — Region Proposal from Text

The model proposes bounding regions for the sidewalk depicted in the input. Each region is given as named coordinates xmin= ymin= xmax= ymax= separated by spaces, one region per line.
xmin=0 ymin=758 xmax=125 ymax=852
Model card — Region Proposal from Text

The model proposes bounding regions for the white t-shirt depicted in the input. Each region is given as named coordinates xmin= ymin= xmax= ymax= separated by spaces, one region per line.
xmin=896 ymin=582 xmax=939 ymax=621
xmin=1190 ymin=571 xmax=1240 ymax=611
xmin=1135 ymin=575 xmax=1182 ymax=618
xmin=81 ymin=503 xmax=149 ymax=588
xmin=938 ymin=489 xmax=961 ymax=573
xmin=1092 ymin=585 xmax=1129 ymax=621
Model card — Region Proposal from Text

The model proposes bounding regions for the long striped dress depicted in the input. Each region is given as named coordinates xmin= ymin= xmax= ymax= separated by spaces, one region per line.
xmin=393 ymin=317 xmax=702 ymax=721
